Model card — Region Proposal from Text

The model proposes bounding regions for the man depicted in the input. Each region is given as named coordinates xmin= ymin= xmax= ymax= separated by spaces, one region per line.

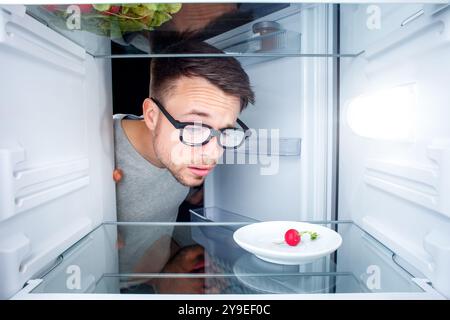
xmin=112 ymin=40 xmax=255 ymax=290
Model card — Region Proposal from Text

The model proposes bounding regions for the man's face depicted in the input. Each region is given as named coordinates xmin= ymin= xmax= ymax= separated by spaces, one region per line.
xmin=145 ymin=76 xmax=241 ymax=187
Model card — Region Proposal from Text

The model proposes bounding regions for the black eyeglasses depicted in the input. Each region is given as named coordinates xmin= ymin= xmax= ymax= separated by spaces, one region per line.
xmin=150 ymin=97 xmax=251 ymax=149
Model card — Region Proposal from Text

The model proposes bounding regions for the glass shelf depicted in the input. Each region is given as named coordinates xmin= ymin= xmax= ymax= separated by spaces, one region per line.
xmin=29 ymin=212 xmax=424 ymax=296
xmin=97 ymin=52 xmax=362 ymax=59
xmin=25 ymin=4 xmax=362 ymax=59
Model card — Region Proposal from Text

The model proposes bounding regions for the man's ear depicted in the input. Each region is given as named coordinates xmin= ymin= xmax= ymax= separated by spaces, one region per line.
xmin=143 ymin=98 xmax=159 ymax=131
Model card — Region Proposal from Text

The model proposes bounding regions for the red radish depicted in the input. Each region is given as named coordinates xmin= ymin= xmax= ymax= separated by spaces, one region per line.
xmin=284 ymin=229 xmax=301 ymax=246
xmin=43 ymin=5 xmax=59 ymax=12
xmin=76 ymin=4 xmax=94 ymax=13
xmin=109 ymin=5 xmax=121 ymax=14
xmin=101 ymin=5 xmax=121 ymax=16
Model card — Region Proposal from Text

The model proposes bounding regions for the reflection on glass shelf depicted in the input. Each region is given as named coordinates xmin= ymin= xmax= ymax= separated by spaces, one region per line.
xmin=190 ymin=206 xmax=258 ymax=223
xmin=24 ymin=4 xmax=362 ymax=58
xmin=29 ymin=218 xmax=424 ymax=295
xmin=90 ymin=272 xmax=363 ymax=294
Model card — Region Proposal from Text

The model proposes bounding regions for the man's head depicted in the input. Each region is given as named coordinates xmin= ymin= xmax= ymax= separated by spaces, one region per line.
xmin=143 ymin=40 xmax=255 ymax=187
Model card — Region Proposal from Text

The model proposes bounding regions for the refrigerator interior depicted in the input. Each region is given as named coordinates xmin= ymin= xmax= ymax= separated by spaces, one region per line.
xmin=0 ymin=2 xmax=449 ymax=299
xmin=12 ymin=220 xmax=436 ymax=298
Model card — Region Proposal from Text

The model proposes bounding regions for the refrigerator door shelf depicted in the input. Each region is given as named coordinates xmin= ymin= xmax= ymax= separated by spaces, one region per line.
xmin=339 ymin=3 xmax=450 ymax=300
xmin=0 ymin=4 xmax=116 ymax=300
xmin=11 ymin=219 xmax=445 ymax=299
xmin=233 ymin=138 xmax=302 ymax=157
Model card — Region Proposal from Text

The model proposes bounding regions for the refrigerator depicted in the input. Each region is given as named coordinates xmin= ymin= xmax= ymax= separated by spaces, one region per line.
xmin=0 ymin=1 xmax=449 ymax=299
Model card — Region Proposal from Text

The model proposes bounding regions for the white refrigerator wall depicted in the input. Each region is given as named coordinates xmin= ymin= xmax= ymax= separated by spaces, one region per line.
xmin=339 ymin=3 xmax=450 ymax=298
xmin=0 ymin=7 xmax=117 ymax=299
xmin=1 ymin=2 xmax=449 ymax=300
xmin=205 ymin=4 xmax=335 ymax=222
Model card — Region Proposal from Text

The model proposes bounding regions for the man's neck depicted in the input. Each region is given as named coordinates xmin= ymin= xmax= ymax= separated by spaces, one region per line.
xmin=121 ymin=119 xmax=165 ymax=169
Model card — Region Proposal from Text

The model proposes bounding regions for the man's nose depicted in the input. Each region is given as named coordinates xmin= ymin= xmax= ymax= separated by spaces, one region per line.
xmin=202 ymin=136 xmax=223 ymax=161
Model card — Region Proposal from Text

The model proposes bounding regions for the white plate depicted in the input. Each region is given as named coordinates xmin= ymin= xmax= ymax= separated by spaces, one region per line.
xmin=233 ymin=221 xmax=343 ymax=265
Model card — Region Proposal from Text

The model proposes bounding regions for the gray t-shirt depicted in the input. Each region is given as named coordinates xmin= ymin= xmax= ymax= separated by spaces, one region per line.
xmin=113 ymin=114 xmax=189 ymax=272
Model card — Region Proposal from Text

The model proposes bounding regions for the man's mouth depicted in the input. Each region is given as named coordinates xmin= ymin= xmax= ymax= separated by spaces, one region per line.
xmin=188 ymin=165 xmax=214 ymax=177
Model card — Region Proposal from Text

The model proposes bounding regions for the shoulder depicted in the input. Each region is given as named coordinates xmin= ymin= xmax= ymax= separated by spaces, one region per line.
xmin=113 ymin=113 xmax=126 ymax=120
xmin=113 ymin=113 xmax=129 ymax=123
xmin=113 ymin=114 xmax=126 ymax=128
xmin=113 ymin=114 xmax=143 ymax=130
xmin=113 ymin=113 xmax=144 ymax=120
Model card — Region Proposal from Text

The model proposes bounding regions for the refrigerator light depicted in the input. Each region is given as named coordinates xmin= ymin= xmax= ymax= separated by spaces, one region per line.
xmin=346 ymin=85 xmax=416 ymax=141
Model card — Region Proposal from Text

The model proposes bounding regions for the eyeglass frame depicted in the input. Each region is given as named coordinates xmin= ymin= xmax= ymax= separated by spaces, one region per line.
xmin=150 ymin=97 xmax=252 ymax=149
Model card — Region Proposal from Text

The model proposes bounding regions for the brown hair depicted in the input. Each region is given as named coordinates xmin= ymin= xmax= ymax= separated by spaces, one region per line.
xmin=149 ymin=40 xmax=255 ymax=111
